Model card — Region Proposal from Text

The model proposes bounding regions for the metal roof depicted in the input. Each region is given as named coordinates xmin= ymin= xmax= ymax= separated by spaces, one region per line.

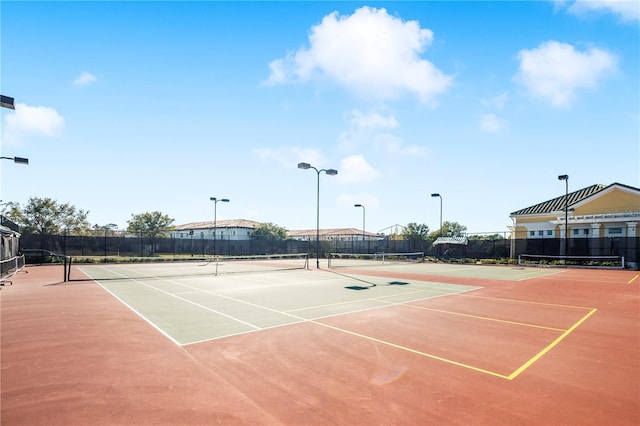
xmin=0 ymin=225 xmax=19 ymax=236
xmin=432 ymin=236 xmax=468 ymax=246
xmin=287 ymin=228 xmax=379 ymax=237
xmin=510 ymin=183 xmax=621 ymax=216
xmin=173 ymin=219 xmax=263 ymax=231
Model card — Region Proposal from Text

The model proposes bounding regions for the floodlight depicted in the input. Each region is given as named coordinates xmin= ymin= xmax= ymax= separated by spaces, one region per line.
xmin=0 ymin=95 xmax=15 ymax=110
xmin=1 ymin=156 xmax=29 ymax=165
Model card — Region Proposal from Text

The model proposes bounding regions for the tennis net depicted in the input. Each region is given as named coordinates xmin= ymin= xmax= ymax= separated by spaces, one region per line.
xmin=69 ymin=253 xmax=309 ymax=281
xmin=1 ymin=254 xmax=26 ymax=284
xmin=518 ymin=253 xmax=625 ymax=269
xmin=328 ymin=252 xmax=425 ymax=269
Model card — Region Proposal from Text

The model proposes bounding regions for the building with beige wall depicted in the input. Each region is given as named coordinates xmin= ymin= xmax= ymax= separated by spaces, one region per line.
xmin=509 ymin=183 xmax=639 ymax=264
xmin=510 ymin=183 xmax=639 ymax=238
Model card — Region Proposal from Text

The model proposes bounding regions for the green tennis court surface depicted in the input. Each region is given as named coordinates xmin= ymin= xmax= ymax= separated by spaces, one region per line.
xmin=329 ymin=259 xmax=565 ymax=280
xmin=77 ymin=263 xmax=488 ymax=346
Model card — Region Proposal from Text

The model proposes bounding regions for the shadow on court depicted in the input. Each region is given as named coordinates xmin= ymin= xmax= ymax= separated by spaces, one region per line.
xmin=328 ymin=268 xmax=410 ymax=290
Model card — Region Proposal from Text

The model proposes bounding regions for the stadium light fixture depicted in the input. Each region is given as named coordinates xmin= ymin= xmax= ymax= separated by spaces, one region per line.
xmin=0 ymin=95 xmax=15 ymax=110
xmin=558 ymin=175 xmax=569 ymax=260
xmin=298 ymin=162 xmax=338 ymax=268
xmin=1 ymin=156 xmax=29 ymax=165
xmin=210 ymin=197 xmax=230 ymax=256
xmin=354 ymin=204 xmax=366 ymax=253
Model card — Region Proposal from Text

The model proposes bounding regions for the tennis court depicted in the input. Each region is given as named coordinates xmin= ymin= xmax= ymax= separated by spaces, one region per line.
xmin=1 ymin=259 xmax=638 ymax=425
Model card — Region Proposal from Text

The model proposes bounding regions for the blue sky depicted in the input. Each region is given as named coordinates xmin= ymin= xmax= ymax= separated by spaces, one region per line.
xmin=1 ymin=1 xmax=638 ymax=235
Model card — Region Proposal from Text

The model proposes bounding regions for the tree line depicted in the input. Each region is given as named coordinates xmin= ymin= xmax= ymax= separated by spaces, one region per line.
xmin=2 ymin=196 xmax=503 ymax=242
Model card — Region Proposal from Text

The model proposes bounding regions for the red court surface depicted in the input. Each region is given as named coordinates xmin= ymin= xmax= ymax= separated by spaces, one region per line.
xmin=1 ymin=264 xmax=639 ymax=425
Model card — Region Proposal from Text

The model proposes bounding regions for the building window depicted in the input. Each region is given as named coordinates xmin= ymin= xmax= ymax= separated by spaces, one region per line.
xmin=573 ymin=229 xmax=580 ymax=236
xmin=546 ymin=230 xmax=553 ymax=236
xmin=538 ymin=230 xmax=543 ymax=236
xmin=608 ymin=228 xmax=623 ymax=235
xmin=584 ymin=229 xmax=589 ymax=235
xmin=529 ymin=231 xmax=535 ymax=237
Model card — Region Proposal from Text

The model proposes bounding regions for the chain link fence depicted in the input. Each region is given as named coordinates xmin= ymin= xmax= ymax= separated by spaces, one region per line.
xmin=17 ymin=233 xmax=638 ymax=268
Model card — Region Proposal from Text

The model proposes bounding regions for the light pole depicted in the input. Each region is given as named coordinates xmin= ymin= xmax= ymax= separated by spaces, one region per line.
xmin=1 ymin=99 xmax=29 ymax=246
xmin=1 ymin=99 xmax=28 ymax=166
xmin=210 ymin=197 xmax=229 ymax=256
xmin=431 ymin=193 xmax=442 ymax=232
xmin=354 ymin=204 xmax=365 ymax=253
xmin=558 ymin=175 xmax=569 ymax=258
xmin=298 ymin=162 xmax=338 ymax=268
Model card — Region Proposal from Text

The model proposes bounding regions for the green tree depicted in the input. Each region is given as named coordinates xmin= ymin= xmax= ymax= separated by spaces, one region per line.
xmin=2 ymin=197 xmax=90 ymax=234
xmin=429 ymin=221 xmax=467 ymax=239
xmin=93 ymin=223 xmax=119 ymax=236
xmin=127 ymin=211 xmax=174 ymax=256
xmin=401 ymin=223 xmax=430 ymax=249
xmin=1 ymin=201 xmax=21 ymax=219
xmin=126 ymin=211 xmax=174 ymax=239
xmin=252 ymin=222 xmax=288 ymax=240
xmin=468 ymin=233 xmax=504 ymax=241
xmin=401 ymin=222 xmax=430 ymax=241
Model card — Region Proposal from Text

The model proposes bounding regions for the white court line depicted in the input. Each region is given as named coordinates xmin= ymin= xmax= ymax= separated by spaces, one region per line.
xmin=81 ymin=265 xmax=482 ymax=347
xmin=81 ymin=265 xmax=262 ymax=330
xmin=79 ymin=266 xmax=182 ymax=346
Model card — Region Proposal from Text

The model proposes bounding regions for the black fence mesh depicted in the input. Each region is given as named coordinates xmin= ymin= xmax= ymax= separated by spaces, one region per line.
xmin=18 ymin=233 xmax=639 ymax=267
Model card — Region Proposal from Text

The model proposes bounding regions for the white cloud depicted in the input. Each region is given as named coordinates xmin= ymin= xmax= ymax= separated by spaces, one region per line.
xmin=264 ymin=6 xmax=453 ymax=104
xmin=560 ymin=0 xmax=640 ymax=22
xmin=338 ymin=109 xmax=397 ymax=150
xmin=253 ymin=146 xmax=323 ymax=169
xmin=514 ymin=40 xmax=617 ymax=108
xmin=481 ymin=92 xmax=508 ymax=109
xmin=480 ymin=113 xmax=508 ymax=133
xmin=338 ymin=108 xmax=426 ymax=156
xmin=73 ymin=71 xmax=98 ymax=86
xmin=337 ymin=154 xmax=380 ymax=184
xmin=2 ymin=103 xmax=65 ymax=145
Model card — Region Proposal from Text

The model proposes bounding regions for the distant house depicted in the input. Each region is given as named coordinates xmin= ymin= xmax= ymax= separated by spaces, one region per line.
xmin=509 ymin=183 xmax=640 ymax=240
xmin=171 ymin=221 xmax=380 ymax=243
xmin=287 ymin=228 xmax=380 ymax=241
xmin=171 ymin=219 xmax=262 ymax=241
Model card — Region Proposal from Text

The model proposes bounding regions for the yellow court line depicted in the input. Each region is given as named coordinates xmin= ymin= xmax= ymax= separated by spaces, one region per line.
xmin=507 ymin=308 xmax=598 ymax=380
xmin=453 ymin=292 xmax=595 ymax=311
xmin=310 ymin=299 xmax=597 ymax=380
xmin=285 ymin=286 xmax=457 ymax=314
xmin=629 ymin=274 xmax=639 ymax=284
xmin=310 ymin=319 xmax=510 ymax=380
xmin=402 ymin=304 xmax=566 ymax=332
